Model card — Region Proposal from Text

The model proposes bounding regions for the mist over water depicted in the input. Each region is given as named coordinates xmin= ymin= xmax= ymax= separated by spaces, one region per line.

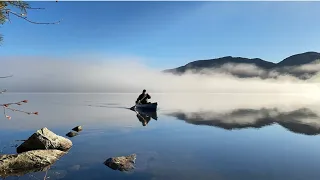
xmin=1 ymin=56 xmax=320 ymax=94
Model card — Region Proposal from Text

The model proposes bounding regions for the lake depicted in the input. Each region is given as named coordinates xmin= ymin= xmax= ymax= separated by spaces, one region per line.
xmin=1 ymin=93 xmax=320 ymax=180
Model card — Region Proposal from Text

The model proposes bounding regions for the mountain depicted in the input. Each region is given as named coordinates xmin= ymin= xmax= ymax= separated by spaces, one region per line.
xmin=277 ymin=51 xmax=320 ymax=67
xmin=164 ymin=51 xmax=320 ymax=79
xmin=164 ymin=56 xmax=276 ymax=74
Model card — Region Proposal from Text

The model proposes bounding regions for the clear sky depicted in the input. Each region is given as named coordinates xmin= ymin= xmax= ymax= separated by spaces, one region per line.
xmin=0 ymin=1 xmax=319 ymax=69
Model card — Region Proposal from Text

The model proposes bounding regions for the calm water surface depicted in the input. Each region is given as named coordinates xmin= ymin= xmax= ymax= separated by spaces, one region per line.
xmin=1 ymin=93 xmax=320 ymax=180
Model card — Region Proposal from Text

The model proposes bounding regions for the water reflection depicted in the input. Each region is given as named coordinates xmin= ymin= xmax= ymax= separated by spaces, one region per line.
xmin=2 ymin=93 xmax=320 ymax=180
xmin=0 ymin=165 xmax=51 ymax=179
xmin=0 ymin=144 xmax=67 ymax=179
xmin=131 ymin=108 xmax=158 ymax=127
xmin=167 ymin=108 xmax=320 ymax=135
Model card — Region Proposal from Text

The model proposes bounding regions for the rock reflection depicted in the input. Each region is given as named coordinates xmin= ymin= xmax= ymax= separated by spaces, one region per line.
xmin=0 ymin=149 xmax=66 ymax=179
xmin=0 ymin=165 xmax=51 ymax=179
xmin=167 ymin=108 xmax=320 ymax=135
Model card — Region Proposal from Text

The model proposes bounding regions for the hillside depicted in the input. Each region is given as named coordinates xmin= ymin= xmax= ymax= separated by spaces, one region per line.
xmin=277 ymin=52 xmax=320 ymax=67
xmin=164 ymin=51 xmax=320 ymax=79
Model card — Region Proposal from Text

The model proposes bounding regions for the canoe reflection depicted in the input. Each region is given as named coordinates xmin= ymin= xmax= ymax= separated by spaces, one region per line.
xmin=134 ymin=109 xmax=158 ymax=126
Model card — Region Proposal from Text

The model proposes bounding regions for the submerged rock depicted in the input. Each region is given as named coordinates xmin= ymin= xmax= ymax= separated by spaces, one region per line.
xmin=17 ymin=127 xmax=73 ymax=153
xmin=134 ymin=151 xmax=159 ymax=172
xmin=0 ymin=150 xmax=66 ymax=178
xmin=72 ymin=126 xmax=82 ymax=132
xmin=66 ymin=131 xmax=78 ymax=137
xmin=68 ymin=164 xmax=81 ymax=172
xmin=104 ymin=154 xmax=136 ymax=172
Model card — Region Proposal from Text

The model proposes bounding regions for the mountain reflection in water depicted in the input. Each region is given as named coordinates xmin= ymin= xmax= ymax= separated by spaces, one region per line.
xmin=167 ymin=108 xmax=320 ymax=135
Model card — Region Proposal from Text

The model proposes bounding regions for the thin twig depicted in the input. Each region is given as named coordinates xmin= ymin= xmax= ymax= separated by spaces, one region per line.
xmin=2 ymin=8 xmax=61 ymax=25
xmin=6 ymin=107 xmax=39 ymax=115
xmin=18 ymin=7 xmax=45 ymax=10
xmin=6 ymin=2 xmax=45 ymax=10
xmin=7 ymin=11 xmax=11 ymax=23
xmin=8 ymin=10 xmax=61 ymax=24
xmin=0 ymin=75 xmax=13 ymax=78
xmin=1 ymin=99 xmax=28 ymax=106
xmin=0 ymin=89 xmax=7 ymax=94
xmin=1 ymin=100 xmax=38 ymax=120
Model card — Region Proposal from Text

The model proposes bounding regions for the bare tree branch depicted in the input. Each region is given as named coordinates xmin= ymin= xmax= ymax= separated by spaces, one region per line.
xmin=7 ymin=1 xmax=45 ymax=10
xmin=1 ymin=99 xmax=28 ymax=107
xmin=1 ymin=100 xmax=38 ymax=120
xmin=0 ymin=75 xmax=13 ymax=78
xmin=6 ymin=10 xmax=61 ymax=24
xmin=7 ymin=1 xmax=30 ymax=12
xmin=0 ymin=1 xmax=61 ymax=43
xmin=0 ymin=75 xmax=11 ymax=94
xmin=0 ymin=89 xmax=7 ymax=94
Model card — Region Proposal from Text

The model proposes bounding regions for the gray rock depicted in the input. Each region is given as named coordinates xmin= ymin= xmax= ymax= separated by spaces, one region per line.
xmin=66 ymin=131 xmax=78 ymax=137
xmin=72 ymin=126 xmax=82 ymax=132
xmin=0 ymin=150 xmax=66 ymax=178
xmin=104 ymin=154 xmax=136 ymax=171
xmin=17 ymin=127 xmax=73 ymax=153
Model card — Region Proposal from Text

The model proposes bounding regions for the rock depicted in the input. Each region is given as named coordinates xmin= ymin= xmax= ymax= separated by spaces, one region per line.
xmin=0 ymin=150 xmax=66 ymax=178
xmin=72 ymin=126 xmax=82 ymax=132
xmin=104 ymin=154 xmax=136 ymax=172
xmin=66 ymin=131 xmax=78 ymax=137
xmin=16 ymin=127 xmax=73 ymax=153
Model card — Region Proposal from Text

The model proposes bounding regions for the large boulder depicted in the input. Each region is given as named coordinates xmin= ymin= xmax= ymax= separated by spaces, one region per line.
xmin=0 ymin=150 xmax=66 ymax=178
xmin=104 ymin=154 xmax=136 ymax=172
xmin=17 ymin=127 xmax=72 ymax=153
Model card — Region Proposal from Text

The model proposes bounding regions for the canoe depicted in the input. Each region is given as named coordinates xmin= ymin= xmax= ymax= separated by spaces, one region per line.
xmin=135 ymin=102 xmax=158 ymax=110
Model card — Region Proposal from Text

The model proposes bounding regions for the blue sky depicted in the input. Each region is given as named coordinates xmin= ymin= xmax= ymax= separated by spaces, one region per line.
xmin=0 ymin=1 xmax=319 ymax=69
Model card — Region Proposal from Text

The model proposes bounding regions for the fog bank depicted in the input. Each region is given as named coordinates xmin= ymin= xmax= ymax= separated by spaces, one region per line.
xmin=0 ymin=56 xmax=320 ymax=94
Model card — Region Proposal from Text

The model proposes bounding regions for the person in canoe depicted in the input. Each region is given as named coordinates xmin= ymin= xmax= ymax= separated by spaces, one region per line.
xmin=136 ymin=89 xmax=151 ymax=104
